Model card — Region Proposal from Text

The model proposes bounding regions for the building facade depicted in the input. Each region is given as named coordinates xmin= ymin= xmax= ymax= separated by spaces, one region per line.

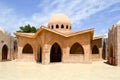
xmin=0 ymin=27 xmax=15 ymax=61
xmin=15 ymin=14 xmax=106 ymax=64
xmin=108 ymin=21 xmax=120 ymax=66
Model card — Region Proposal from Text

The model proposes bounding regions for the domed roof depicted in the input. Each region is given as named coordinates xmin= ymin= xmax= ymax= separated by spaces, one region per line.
xmin=48 ymin=13 xmax=71 ymax=25
xmin=0 ymin=27 xmax=5 ymax=33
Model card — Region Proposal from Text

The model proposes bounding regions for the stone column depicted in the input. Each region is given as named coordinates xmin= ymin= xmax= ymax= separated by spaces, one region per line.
xmin=18 ymin=46 xmax=23 ymax=59
xmin=62 ymin=47 xmax=70 ymax=63
xmin=33 ymin=46 xmax=37 ymax=61
xmin=8 ymin=46 xmax=11 ymax=60
xmin=99 ymin=48 xmax=102 ymax=60
xmin=42 ymin=44 xmax=50 ymax=64
xmin=83 ymin=44 xmax=92 ymax=63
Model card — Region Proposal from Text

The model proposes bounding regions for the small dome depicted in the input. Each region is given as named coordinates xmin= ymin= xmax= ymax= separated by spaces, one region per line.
xmin=48 ymin=14 xmax=71 ymax=25
xmin=0 ymin=27 xmax=5 ymax=33
xmin=48 ymin=14 xmax=72 ymax=33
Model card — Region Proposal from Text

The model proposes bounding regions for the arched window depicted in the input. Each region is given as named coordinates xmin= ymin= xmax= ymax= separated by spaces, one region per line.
xmin=22 ymin=44 xmax=33 ymax=54
xmin=66 ymin=25 xmax=68 ymax=29
xmin=70 ymin=43 xmax=84 ymax=54
xmin=61 ymin=24 xmax=64 ymax=29
xmin=56 ymin=24 xmax=59 ymax=28
xmin=92 ymin=45 xmax=99 ymax=54
xmin=51 ymin=25 xmax=53 ymax=29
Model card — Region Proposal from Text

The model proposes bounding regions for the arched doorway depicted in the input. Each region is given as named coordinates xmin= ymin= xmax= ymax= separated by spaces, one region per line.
xmin=50 ymin=43 xmax=62 ymax=62
xmin=92 ymin=45 xmax=99 ymax=54
xmin=2 ymin=45 xmax=8 ymax=60
xmin=70 ymin=42 xmax=84 ymax=54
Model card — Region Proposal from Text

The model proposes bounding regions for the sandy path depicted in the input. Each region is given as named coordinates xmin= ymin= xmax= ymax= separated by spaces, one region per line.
xmin=0 ymin=60 xmax=119 ymax=80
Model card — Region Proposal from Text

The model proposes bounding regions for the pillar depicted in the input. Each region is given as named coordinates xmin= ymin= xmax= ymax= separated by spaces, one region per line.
xmin=62 ymin=47 xmax=70 ymax=62
xmin=42 ymin=44 xmax=50 ymax=64
xmin=17 ymin=46 xmax=23 ymax=59
xmin=83 ymin=44 xmax=92 ymax=63
xmin=99 ymin=48 xmax=102 ymax=60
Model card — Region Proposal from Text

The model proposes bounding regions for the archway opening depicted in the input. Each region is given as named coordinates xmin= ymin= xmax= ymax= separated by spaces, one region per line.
xmin=70 ymin=43 xmax=84 ymax=54
xmin=37 ymin=47 xmax=42 ymax=63
xmin=92 ymin=45 xmax=99 ymax=54
xmin=22 ymin=44 xmax=33 ymax=54
xmin=22 ymin=44 xmax=34 ymax=61
xmin=2 ymin=45 xmax=8 ymax=60
xmin=50 ymin=43 xmax=62 ymax=62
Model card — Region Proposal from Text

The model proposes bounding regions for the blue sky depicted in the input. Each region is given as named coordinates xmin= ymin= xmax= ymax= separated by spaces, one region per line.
xmin=0 ymin=0 xmax=120 ymax=36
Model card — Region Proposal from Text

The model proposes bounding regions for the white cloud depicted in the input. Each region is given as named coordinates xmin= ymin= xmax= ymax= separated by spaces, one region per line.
xmin=0 ymin=0 xmax=120 ymax=35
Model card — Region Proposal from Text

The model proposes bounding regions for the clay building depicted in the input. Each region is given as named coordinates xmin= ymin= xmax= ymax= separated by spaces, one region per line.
xmin=92 ymin=35 xmax=107 ymax=61
xmin=15 ymin=14 xmax=106 ymax=64
xmin=108 ymin=21 xmax=120 ymax=66
xmin=0 ymin=27 xmax=15 ymax=61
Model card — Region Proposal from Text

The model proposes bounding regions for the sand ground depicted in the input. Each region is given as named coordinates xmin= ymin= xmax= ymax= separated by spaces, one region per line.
xmin=0 ymin=60 xmax=119 ymax=80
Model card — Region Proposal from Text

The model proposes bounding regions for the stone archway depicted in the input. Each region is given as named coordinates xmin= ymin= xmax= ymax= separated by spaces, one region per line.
xmin=22 ymin=44 xmax=33 ymax=54
xmin=50 ymin=43 xmax=62 ymax=62
xmin=92 ymin=45 xmax=99 ymax=54
xmin=2 ymin=45 xmax=8 ymax=60
xmin=22 ymin=44 xmax=34 ymax=61
xmin=70 ymin=42 xmax=84 ymax=54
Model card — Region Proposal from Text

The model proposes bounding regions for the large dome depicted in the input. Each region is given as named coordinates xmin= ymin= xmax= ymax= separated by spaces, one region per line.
xmin=48 ymin=14 xmax=71 ymax=25
xmin=48 ymin=14 xmax=72 ymax=33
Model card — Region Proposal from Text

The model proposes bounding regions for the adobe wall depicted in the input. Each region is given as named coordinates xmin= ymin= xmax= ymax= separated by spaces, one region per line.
xmin=0 ymin=33 xmax=14 ymax=61
xmin=91 ymin=38 xmax=102 ymax=61
xmin=108 ymin=25 xmax=118 ymax=65
xmin=117 ymin=25 xmax=120 ymax=66
xmin=42 ymin=30 xmax=92 ymax=64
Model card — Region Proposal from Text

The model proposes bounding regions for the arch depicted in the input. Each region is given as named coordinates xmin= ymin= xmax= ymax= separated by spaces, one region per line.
xmin=61 ymin=24 xmax=64 ymax=29
xmin=66 ymin=25 xmax=68 ymax=29
xmin=56 ymin=24 xmax=59 ymax=28
xmin=70 ymin=42 xmax=84 ymax=54
xmin=2 ymin=45 xmax=8 ymax=60
xmin=51 ymin=25 xmax=53 ymax=29
xmin=22 ymin=44 xmax=33 ymax=54
xmin=50 ymin=43 xmax=62 ymax=62
xmin=92 ymin=45 xmax=99 ymax=54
